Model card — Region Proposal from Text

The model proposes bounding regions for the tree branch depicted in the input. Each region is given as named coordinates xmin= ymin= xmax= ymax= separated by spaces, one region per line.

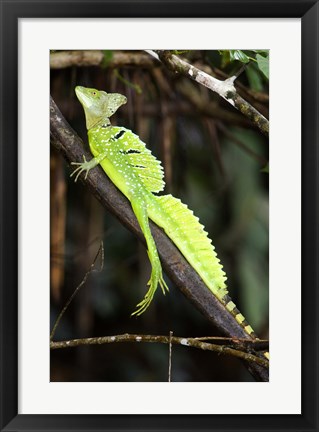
xmin=197 ymin=62 xmax=269 ymax=105
xmin=50 ymin=50 xmax=157 ymax=69
xmin=50 ymin=333 xmax=269 ymax=369
xmin=50 ymin=95 xmax=268 ymax=382
xmin=153 ymin=50 xmax=269 ymax=137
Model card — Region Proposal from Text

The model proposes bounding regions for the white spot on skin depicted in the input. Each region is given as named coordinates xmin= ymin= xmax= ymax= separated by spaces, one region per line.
xmin=180 ymin=338 xmax=189 ymax=346
xmin=110 ymin=336 xmax=116 ymax=341
xmin=136 ymin=336 xmax=142 ymax=342
xmin=188 ymin=68 xmax=194 ymax=77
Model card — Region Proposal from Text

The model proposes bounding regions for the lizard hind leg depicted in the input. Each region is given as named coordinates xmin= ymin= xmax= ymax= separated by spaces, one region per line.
xmin=132 ymin=264 xmax=169 ymax=316
xmin=130 ymin=196 xmax=169 ymax=316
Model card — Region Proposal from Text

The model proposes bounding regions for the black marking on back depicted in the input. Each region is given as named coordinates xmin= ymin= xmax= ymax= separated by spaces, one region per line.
xmin=130 ymin=164 xmax=146 ymax=169
xmin=126 ymin=149 xmax=141 ymax=154
xmin=119 ymin=149 xmax=142 ymax=155
xmin=114 ymin=130 xmax=125 ymax=139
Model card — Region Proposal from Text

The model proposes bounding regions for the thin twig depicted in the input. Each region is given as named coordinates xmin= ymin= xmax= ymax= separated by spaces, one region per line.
xmin=194 ymin=336 xmax=269 ymax=351
xmin=168 ymin=331 xmax=173 ymax=382
xmin=50 ymin=333 xmax=269 ymax=369
xmin=216 ymin=122 xmax=268 ymax=166
xmin=50 ymin=241 xmax=104 ymax=341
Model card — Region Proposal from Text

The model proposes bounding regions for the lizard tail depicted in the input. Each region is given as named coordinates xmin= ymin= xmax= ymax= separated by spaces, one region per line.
xmin=149 ymin=194 xmax=258 ymax=340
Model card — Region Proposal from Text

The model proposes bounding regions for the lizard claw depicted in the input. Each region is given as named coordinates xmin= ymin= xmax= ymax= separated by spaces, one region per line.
xmin=131 ymin=270 xmax=169 ymax=316
xmin=70 ymin=155 xmax=92 ymax=182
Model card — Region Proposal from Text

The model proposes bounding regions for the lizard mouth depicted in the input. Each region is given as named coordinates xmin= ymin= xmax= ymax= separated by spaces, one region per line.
xmin=75 ymin=86 xmax=93 ymax=108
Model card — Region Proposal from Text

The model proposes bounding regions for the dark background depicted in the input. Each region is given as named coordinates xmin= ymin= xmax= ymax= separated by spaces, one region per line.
xmin=50 ymin=50 xmax=269 ymax=382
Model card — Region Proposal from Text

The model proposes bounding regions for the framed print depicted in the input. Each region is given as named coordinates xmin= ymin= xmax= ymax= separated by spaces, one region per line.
xmin=0 ymin=0 xmax=318 ymax=431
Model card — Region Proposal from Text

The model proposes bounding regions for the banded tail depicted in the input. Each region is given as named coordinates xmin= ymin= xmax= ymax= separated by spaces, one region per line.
xmin=148 ymin=194 xmax=257 ymax=340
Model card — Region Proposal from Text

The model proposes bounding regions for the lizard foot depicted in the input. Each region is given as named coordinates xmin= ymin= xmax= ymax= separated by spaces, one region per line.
xmin=70 ymin=155 xmax=96 ymax=182
xmin=131 ymin=269 xmax=169 ymax=316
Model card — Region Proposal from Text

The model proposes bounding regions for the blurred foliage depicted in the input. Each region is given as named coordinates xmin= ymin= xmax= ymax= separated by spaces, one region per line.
xmin=101 ymin=50 xmax=113 ymax=68
xmin=256 ymin=53 xmax=269 ymax=79
xmin=50 ymin=50 xmax=269 ymax=382
xmin=218 ymin=49 xmax=269 ymax=80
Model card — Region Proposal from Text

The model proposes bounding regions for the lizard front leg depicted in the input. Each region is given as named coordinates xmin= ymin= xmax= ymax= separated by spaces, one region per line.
xmin=70 ymin=151 xmax=108 ymax=182
xmin=130 ymin=195 xmax=169 ymax=316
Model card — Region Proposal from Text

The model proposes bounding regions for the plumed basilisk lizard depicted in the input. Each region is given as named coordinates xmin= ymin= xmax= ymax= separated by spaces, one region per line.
xmin=71 ymin=86 xmax=264 ymax=345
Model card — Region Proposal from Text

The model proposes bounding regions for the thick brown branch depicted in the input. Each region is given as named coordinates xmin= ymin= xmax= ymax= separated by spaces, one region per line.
xmin=50 ymin=334 xmax=269 ymax=369
xmin=50 ymin=96 xmax=268 ymax=382
xmin=50 ymin=50 xmax=157 ymax=69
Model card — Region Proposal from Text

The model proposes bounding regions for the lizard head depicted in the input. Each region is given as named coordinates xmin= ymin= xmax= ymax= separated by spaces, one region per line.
xmin=75 ymin=86 xmax=127 ymax=129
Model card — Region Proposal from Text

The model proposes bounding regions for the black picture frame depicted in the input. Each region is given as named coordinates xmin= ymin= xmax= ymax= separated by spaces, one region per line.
xmin=1 ymin=1 xmax=318 ymax=431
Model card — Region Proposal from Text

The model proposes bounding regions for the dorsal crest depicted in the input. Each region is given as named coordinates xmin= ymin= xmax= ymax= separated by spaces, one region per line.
xmin=118 ymin=129 xmax=165 ymax=193
xmin=92 ymin=126 xmax=166 ymax=193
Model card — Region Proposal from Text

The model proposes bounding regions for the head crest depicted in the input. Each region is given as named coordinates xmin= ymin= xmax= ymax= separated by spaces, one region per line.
xmin=75 ymin=86 xmax=127 ymax=129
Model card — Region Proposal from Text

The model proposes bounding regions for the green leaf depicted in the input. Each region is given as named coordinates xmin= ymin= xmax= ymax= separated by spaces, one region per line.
xmin=261 ymin=163 xmax=269 ymax=173
xmin=251 ymin=50 xmax=269 ymax=57
xmin=228 ymin=50 xmax=251 ymax=63
xmin=256 ymin=54 xmax=269 ymax=79
xmin=219 ymin=50 xmax=251 ymax=67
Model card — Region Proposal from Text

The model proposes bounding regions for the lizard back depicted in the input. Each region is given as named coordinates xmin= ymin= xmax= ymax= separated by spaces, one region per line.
xmin=88 ymin=126 xmax=165 ymax=196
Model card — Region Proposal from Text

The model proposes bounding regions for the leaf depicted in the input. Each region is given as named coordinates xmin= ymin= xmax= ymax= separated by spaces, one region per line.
xmin=228 ymin=50 xmax=251 ymax=63
xmin=256 ymin=54 xmax=269 ymax=79
xmin=261 ymin=163 xmax=269 ymax=173
xmin=251 ymin=50 xmax=269 ymax=57
xmin=219 ymin=50 xmax=251 ymax=67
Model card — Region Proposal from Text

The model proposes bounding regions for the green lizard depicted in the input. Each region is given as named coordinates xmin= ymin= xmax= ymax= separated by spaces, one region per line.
xmin=71 ymin=85 xmax=259 ymax=341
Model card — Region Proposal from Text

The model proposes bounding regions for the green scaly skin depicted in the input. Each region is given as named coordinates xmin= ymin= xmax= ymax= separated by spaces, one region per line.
xmin=71 ymin=86 xmax=267 ymax=355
